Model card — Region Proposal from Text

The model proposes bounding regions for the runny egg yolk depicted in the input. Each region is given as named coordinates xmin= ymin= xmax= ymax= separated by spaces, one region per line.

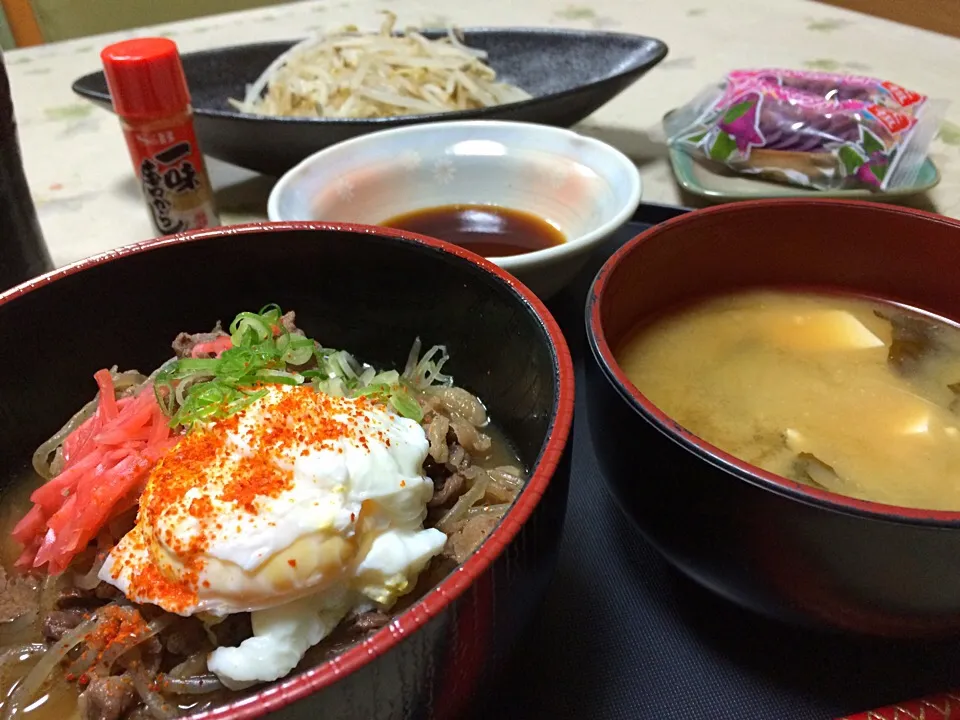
xmin=99 ymin=384 xmax=446 ymax=685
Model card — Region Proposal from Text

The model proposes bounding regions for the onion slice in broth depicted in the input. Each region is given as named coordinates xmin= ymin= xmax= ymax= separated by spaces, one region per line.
xmin=435 ymin=471 xmax=491 ymax=534
xmin=2 ymin=615 xmax=99 ymax=720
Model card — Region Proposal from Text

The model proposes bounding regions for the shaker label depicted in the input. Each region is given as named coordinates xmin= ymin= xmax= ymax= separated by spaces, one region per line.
xmin=866 ymin=104 xmax=913 ymax=134
xmin=881 ymin=81 xmax=923 ymax=108
xmin=123 ymin=121 xmax=218 ymax=236
xmin=134 ymin=129 xmax=176 ymax=146
xmin=141 ymin=157 xmax=186 ymax=234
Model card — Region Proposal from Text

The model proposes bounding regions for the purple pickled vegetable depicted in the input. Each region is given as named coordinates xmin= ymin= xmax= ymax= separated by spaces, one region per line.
xmin=780 ymin=76 xmax=875 ymax=102
xmin=756 ymin=103 xmax=861 ymax=152
xmin=669 ymin=68 xmax=931 ymax=192
xmin=717 ymin=94 xmax=764 ymax=152
xmin=856 ymin=163 xmax=883 ymax=188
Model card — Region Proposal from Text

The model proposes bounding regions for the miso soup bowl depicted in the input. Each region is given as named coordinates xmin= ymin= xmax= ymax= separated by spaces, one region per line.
xmin=0 ymin=222 xmax=574 ymax=718
xmin=586 ymin=199 xmax=960 ymax=637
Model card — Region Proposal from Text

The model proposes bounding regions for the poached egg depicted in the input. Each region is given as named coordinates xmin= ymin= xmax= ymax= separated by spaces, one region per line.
xmin=100 ymin=384 xmax=446 ymax=687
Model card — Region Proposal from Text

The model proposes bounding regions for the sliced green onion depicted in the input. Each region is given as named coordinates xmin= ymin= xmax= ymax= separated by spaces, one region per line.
xmin=315 ymin=377 xmax=347 ymax=397
xmin=175 ymin=358 xmax=220 ymax=372
xmin=389 ymin=387 xmax=423 ymax=422
xmin=158 ymin=306 xmax=450 ymax=430
xmin=230 ymin=312 xmax=273 ymax=345
xmin=255 ymin=369 xmax=304 ymax=385
xmin=281 ymin=337 xmax=315 ymax=366
xmin=372 ymin=370 xmax=400 ymax=385
xmin=354 ymin=383 xmax=392 ymax=401
xmin=336 ymin=351 xmax=360 ymax=380
xmin=223 ymin=388 xmax=268 ymax=415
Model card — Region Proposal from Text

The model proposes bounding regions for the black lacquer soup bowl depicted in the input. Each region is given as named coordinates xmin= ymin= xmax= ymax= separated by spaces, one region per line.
xmin=586 ymin=199 xmax=960 ymax=638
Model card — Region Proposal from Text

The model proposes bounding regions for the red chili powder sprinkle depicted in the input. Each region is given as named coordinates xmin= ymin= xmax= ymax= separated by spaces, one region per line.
xmin=217 ymin=386 xmax=363 ymax=511
xmin=118 ymin=385 xmax=390 ymax=613
xmin=188 ymin=496 xmax=214 ymax=519
xmin=220 ymin=450 xmax=293 ymax=513
xmin=134 ymin=561 xmax=203 ymax=614
xmin=145 ymin=426 xmax=226 ymax=511
xmin=73 ymin=605 xmax=151 ymax=681
xmin=288 ymin=559 xmax=297 ymax=568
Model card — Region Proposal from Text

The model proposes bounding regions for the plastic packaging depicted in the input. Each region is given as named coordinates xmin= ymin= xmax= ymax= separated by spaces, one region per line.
xmin=664 ymin=69 xmax=947 ymax=191
xmin=101 ymin=38 xmax=219 ymax=235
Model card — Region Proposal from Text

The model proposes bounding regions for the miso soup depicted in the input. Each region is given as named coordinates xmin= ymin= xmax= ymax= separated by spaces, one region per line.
xmin=618 ymin=290 xmax=960 ymax=511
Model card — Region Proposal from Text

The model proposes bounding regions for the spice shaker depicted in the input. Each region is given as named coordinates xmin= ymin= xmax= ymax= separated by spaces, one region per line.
xmin=0 ymin=51 xmax=53 ymax=292
xmin=101 ymin=38 xmax=219 ymax=236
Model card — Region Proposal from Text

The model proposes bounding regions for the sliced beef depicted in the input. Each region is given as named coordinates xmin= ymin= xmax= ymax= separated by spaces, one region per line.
xmin=428 ymin=473 xmax=464 ymax=509
xmin=116 ymin=635 xmax=163 ymax=675
xmin=78 ymin=674 xmax=136 ymax=720
xmin=163 ymin=618 xmax=210 ymax=657
xmin=55 ymin=582 xmax=120 ymax=610
xmin=423 ymin=387 xmax=487 ymax=427
xmin=55 ymin=586 xmax=99 ymax=609
xmin=94 ymin=582 xmax=122 ymax=602
xmin=313 ymin=636 xmax=361 ymax=664
xmin=211 ymin=613 xmax=252 ymax=647
xmin=448 ymin=414 xmax=491 ymax=454
xmin=171 ymin=321 xmax=226 ymax=358
xmin=445 ymin=443 xmax=470 ymax=473
xmin=43 ymin=608 xmax=88 ymax=641
xmin=483 ymin=481 xmax=517 ymax=504
xmin=425 ymin=415 xmax=450 ymax=464
xmin=302 ymin=616 xmax=386 ymax=667
xmin=280 ymin=311 xmax=305 ymax=337
xmin=172 ymin=312 xmax=303 ymax=359
xmin=443 ymin=516 xmax=498 ymax=565
xmin=349 ymin=611 xmax=390 ymax=632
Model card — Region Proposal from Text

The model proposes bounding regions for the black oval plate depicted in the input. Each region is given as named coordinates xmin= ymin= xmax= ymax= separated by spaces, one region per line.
xmin=72 ymin=28 xmax=668 ymax=176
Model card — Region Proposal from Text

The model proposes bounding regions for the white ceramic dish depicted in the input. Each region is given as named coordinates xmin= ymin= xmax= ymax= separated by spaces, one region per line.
xmin=267 ymin=120 xmax=642 ymax=298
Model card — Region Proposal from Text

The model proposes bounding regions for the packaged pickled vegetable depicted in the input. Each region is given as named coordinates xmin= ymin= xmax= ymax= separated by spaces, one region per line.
xmin=664 ymin=69 xmax=947 ymax=191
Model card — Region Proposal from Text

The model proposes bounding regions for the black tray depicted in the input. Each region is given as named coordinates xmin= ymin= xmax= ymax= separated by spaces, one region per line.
xmin=476 ymin=202 xmax=960 ymax=720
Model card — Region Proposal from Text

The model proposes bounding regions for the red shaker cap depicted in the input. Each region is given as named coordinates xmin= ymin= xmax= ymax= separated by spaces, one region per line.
xmin=100 ymin=38 xmax=191 ymax=121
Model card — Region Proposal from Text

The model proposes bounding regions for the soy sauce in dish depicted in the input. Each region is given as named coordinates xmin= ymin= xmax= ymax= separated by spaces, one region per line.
xmin=382 ymin=204 xmax=565 ymax=258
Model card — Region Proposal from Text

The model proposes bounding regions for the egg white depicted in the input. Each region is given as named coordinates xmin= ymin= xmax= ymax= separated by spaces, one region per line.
xmin=100 ymin=385 xmax=448 ymax=686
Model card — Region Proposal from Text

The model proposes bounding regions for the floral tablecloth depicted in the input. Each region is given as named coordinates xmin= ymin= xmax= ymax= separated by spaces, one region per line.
xmin=5 ymin=0 xmax=960 ymax=266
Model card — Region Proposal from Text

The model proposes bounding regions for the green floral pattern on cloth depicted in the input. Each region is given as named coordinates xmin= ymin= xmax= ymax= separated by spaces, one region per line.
xmin=553 ymin=5 xmax=597 ymax=20
xmin=0 ymin=0 xmax=956 ymax=269
xmin=806 ymin=18 xmax=853 ymax=32
xmin=939 ymin=120 xmax=960 ymax=147
xmin=802 ymin=58 xmax=871 ymax=72
xmin=43 ymin=103 xmax=94 ymax=121
xmin=552 ymin=4 xmax=617 ymax=28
